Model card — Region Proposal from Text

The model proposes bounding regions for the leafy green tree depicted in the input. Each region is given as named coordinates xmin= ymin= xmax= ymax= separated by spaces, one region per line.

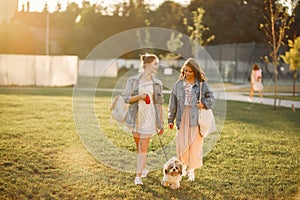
xmin=293 ymin=1 xmax=300 ymax=36
xmin=260 ymin=0 xmax=295 ymax=109
xmin=183 ymin=7 xmax=214 ymax=58
xmin=160 ymin=32 xmax=184 ymax=63
xmin=188 ymin=0 xmax=266 ymax=44
xmin=280 ymin=36 xmax=300 ymax=96
xmin=137 ymin=28 xmax=154 ymax=53
xmin=150 ymin=1 xmax=186 ymax=32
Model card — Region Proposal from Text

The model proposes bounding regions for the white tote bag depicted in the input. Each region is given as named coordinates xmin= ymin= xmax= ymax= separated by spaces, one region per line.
xmin=110 ymin=95 xmax=129 ymax=123
xmin=198 ymin=82 xmax=216 ymax=137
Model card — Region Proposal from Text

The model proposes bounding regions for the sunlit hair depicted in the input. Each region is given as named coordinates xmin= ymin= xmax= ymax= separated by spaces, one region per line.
xmin=180 ymin=58 xmax=207 ymax=82
xmin=140 ymin=53 xmax=158 ymax=68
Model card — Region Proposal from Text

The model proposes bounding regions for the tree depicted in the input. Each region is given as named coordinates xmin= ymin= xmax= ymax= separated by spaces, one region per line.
xmin=259 ymin=0 xmax=294 ymax=109
xmin=136 ymin=20 xmax=154 ymax=54
xmin=183 ymin=7 xmax=214 ymax=58
xmin=151 ymin=1 xmax=186 ymax=32
xmin=188 ymin=0 xmax=265 ymax=44
xmin=280 ymin=36 xmax=300 ymax=96
xmin=293 ymin=1 xmax=300 ymax=36
xmin=159 ymin=32 xmax=184 ymax=66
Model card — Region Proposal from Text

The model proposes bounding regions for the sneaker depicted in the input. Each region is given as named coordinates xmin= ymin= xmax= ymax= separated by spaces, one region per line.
xmin=141 ymin=168 xmax=149 ymax=178
xmin=247 ymin=97 xmax=252 ymax=102
xmin=134 ymin=177 xmax=143 ymax=185
xmin=188 ymin=170 xmax=195 ymax=181
xmin=181 ymin=165 xmax=187 ymax=177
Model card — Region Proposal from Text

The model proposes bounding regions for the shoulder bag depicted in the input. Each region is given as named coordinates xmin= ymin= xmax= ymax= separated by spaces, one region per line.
xmin=198 ymin=82 xmax=216 ymax=137
xmin=110 ymin=95 xmax=129 ymax=123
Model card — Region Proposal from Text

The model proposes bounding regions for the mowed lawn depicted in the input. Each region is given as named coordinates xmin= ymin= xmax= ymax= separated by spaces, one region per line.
xmin=0 ymin=88 xmax=300 ymax=200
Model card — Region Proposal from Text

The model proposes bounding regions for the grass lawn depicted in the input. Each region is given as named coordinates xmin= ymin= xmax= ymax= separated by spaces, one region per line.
xmin=0 ymin=88 xmax=299 ymax=200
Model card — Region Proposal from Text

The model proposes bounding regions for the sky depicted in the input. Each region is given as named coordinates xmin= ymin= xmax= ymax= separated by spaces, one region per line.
xmin=18 ymin=0 xmax=191 ymax=12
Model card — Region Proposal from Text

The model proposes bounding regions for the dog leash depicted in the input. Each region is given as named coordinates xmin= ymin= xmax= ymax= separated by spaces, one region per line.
xmin=158 ymin=134 xmax=169 ymax=161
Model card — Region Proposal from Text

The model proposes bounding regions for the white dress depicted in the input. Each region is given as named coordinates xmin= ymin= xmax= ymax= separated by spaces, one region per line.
xmin=134 ymin=81 xmax=157 ymax=135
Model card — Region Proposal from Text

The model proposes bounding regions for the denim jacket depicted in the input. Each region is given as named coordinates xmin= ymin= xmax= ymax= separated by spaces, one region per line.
xmin=168 ymin=79 xmax=215 ymax=129
xmin=122 ymin=73 xmax=164 ymax=130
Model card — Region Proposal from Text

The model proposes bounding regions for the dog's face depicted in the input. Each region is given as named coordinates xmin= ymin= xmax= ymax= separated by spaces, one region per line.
xmin=165 ymin=159 xmax=182 ymax=177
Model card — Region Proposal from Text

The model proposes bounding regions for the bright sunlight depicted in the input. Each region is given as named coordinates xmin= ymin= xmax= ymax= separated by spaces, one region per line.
xmin=18 ymin=0 xmax=191 ymax=12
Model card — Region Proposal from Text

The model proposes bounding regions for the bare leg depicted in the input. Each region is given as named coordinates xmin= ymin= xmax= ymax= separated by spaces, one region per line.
xmin=133 ymin=132 xmax=150 ymax=177
xmin=259 ymin=90 xmax=263 ymax=99
xmin=249 ymin=84 xmax=254 ymax=100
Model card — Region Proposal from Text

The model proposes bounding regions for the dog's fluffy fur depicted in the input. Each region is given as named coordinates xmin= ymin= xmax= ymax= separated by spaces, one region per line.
xmin=161 ymin=157 xmax=183 ymax=189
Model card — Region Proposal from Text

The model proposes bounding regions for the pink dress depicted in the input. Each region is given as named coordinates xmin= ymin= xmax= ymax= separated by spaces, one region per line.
xmin=176 ymin=82 xmax=204 ymax=169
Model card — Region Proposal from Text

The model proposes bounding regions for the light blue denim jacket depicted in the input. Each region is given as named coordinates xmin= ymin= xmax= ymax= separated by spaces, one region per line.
xmin=168 ymin=79 xmax=215 ymax=129
xmin=122 ymin=73 xmax=164 ymax=130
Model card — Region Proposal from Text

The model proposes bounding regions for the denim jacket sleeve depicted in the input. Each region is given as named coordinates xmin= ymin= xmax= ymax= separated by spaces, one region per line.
xmin=200 ymin=81 xmax=215 ymax=109
xmin=122 ymin=76 xmax=138 ymax=103
xmin=168 ymin=86 xmax=177 ymax=124
xmin=152 ymin=77 xmax=164 ymax=105
xmin=168 ymin=80 xmax=182 ymax=125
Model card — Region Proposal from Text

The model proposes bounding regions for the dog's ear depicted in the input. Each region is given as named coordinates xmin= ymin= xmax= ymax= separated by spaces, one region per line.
xmin=164 ymin=169 xmax=168 ymax=175
xmin=165 ymin=163 xmax=172 ymax=175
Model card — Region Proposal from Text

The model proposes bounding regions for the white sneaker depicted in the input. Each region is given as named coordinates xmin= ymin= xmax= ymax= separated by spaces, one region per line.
xmin=141 ymin=169 xmax=149 ymax=178
xmin=188 ymin=170 xmax=195 ymax=181
xmin=181 ymin=165 xmax=187 ymax=177
xmin=134 ymin=177 xmax=143 ymax=185
xmin=247 ymin=97 xmax=252 ymax=102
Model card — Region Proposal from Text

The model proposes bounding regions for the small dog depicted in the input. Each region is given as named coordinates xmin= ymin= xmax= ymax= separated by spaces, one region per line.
xmin=161 ymin=157 xmax=183 ymax=189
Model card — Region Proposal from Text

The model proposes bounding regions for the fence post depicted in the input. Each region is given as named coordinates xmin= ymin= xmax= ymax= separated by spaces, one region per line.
xmin=234 ymin=43 xmax=238 ymax=82
xmin=219 ymin=45 xmax=222 ymax=76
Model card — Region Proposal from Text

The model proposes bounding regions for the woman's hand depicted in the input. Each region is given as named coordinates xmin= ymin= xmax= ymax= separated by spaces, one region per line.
xmin=197 ymin=101 xmax=205 ymax=109
xmin=168 ymin=123 xmax=174 ymax=129
xmin=140 ymin=94 xmax=146 ymax=100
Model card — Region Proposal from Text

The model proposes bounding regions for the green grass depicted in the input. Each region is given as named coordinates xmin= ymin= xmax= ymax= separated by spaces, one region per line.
xmin=0 ymin=88 xmax=300 ymax=200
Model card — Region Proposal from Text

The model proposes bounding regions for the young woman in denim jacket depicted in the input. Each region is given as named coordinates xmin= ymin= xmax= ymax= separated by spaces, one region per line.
xmin=123 ymin=54 xmax=164 ymax=185
xmin=168 ymin=58 xmax=214 ymax=181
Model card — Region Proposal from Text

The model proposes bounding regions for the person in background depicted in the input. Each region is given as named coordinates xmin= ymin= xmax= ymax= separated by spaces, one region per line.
xmin=123 ymin=53 xmax=164 ymax=185
xmin=248 ymin=64 xmax=263 ymax=103
xmin=168 ymin=58 xmax=215 ymax=181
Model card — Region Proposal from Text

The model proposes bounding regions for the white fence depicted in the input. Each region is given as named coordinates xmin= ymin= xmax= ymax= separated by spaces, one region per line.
xmin=0 ymin=54 xmax=78 ymax=86
xmin=0 ymin=55 xmax=226 ymax=86
xmin=78 ymin=59 xmax=119 ymax=78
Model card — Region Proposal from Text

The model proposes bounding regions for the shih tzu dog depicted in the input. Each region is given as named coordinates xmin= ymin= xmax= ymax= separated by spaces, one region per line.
xmin=161 ymin=157 xmax=183 ymax=189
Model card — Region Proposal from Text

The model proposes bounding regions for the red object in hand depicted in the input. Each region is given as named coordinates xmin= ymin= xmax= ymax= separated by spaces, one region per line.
xmin=145 ymin=94 xmax=150 ymax=104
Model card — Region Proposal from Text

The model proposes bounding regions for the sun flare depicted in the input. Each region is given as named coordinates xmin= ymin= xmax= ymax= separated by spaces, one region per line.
xmin=18 ymin=0 xmax=191 ymax=12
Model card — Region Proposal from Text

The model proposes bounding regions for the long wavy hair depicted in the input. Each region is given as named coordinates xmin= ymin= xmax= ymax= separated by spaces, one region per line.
xmin=180 ymin=58 xmax=207 ymax=82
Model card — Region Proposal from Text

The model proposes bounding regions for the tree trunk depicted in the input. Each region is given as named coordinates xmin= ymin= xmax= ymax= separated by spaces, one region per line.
xmin=293 ymin=70 xmax=296 ymax=97
xmin=273 ymin=62 xmax=278 ymax=110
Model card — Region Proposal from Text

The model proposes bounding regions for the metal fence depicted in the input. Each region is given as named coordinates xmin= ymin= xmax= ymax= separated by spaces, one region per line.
xmin=201 ymin=42 xmax=296 ymax=84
